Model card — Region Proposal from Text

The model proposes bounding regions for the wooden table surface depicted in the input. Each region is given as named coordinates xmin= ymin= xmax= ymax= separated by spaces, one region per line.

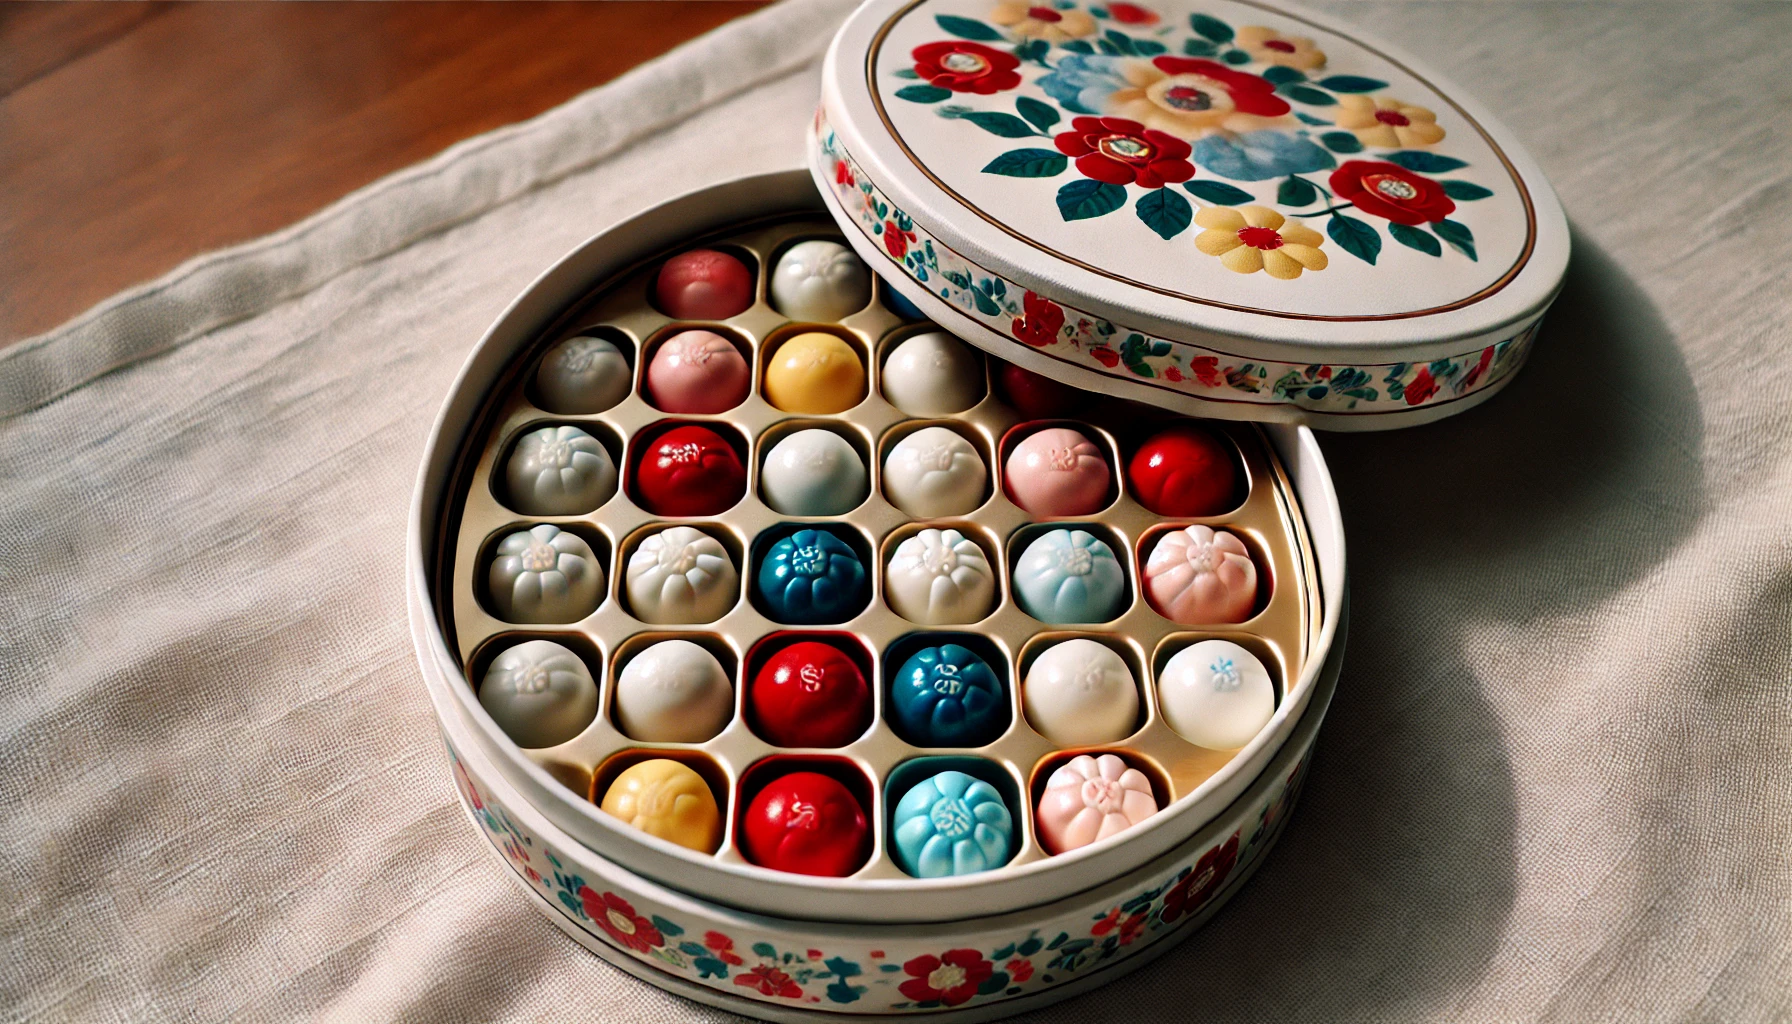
xmin=0 ymin=1 xmax=770 ymax=343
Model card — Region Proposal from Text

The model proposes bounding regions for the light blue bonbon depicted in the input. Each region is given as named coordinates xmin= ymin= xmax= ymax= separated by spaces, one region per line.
xmin=1012 ymin=528 xmax=1126 ymax=624
xmin=890 ymin=770 xmax=1014 ymax=878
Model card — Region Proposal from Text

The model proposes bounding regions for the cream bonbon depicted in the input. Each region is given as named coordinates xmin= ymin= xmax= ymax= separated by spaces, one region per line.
xmin=614 ymin=639 xmax=734 ymax=744
xmin=881 ymin=426 xmax=986 ymax=518
xmin=1158 ymin=640 xmax=1275 ymax=750
xmin=1022 ymin=639 xmax=1139 ymax=746
xmin=478 ymin=639 xmax=598 ymax=748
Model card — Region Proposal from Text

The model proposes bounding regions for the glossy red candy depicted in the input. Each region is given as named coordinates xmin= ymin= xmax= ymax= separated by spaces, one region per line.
xmin=1127 ymin=425 xmax=1239 ymax=517
xmin=633 ymin=424 xmax=746 ymax=516
xmin=750 ymin=641 xmax=871 ymax=748
xmin=740 ymin=771 xmax=870 ymax=877
xmin=995 ymin=360 xmax=1084 ymax=419
xmin=654 ymin=249 xmax=755 ymax=320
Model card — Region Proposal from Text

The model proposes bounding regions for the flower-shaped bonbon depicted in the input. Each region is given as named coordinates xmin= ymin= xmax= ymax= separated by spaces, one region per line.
xmin=626 ymin=526 xmax=738 ymax=624
xmin=757 ymin=528 xmax=868 ymax=624
xmin=1012 ymin=528 xmax=1126 ymax=623
xmin=1035 ymin=753 xmax=1159 ymax=854
xmin=486 ymin=523 xmax=604 ymax=623
xmin=504 ymin=424 xmax=617 ymax=516
xmin=1142 ymin=524 xmax=1258 ymax=624
xmin=884 ymin=528 xmax=997 ymax=625
xmin=891 ymin=770 xmax=1014 ymax=878
xmin=889 ymin=643 xmax=1007 ymax=747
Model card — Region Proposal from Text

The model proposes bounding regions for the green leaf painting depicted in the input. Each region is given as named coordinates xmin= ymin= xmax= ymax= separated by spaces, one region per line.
xmin=1328 ymin=213 xmax=1382 ymax=265
xmin=1388 ymin=222 xmax=1442 ymax=256
xmin=1189 ymin=13 xmax=1234 ymax=42
xmin=1136 ymin=187 xmax=1193 ymax=240
xmin=982 ymin=148 xmax=1069 ymax=177
xmin=1430 ymin=218 xmax=1478 ymax=260
xmin=1057 ymin=179 xmax=1128 ymax=221
xmin=962 ymin=112 xmax=1037 ymax=138
xmin=1386 ymin=151 xmax=1469 ymax=173
xmin=895 ymin=84 xmax=951 ymax=104
xmin=1441 ymin=180 xmax=1494 ymax=201
xmin=935 ymin=14 xmax=1002 ymax=40
xmin=1183 ymin=179 xmax=1254 ymax=205
xmin=1276 ymin=175 xmax=1318 ymax=206
xmin=1316 ymin=75 xmax=1387 ymax=93
xmin=1320 ymin=131 xmax=1363 ymax=154
xmin=1015 ymin=96 xmax=1059 ymax=132
xmin=1281 ymin=85 xmax=1337 ymax=106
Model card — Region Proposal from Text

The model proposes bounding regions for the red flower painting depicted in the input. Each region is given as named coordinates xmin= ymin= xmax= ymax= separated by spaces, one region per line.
xmin=734 ymin=964 xmax=803 ymax=999
xmin=899 ymin=949 xmax=994 ymax=1007
xmin=1054 ymin=116 xmax=1194 ymax=188
xmin=1010 ymin=291 xmax=1065 ymax=347
xmin=912 ymin=41 xmax=1022 ymax=94
xmin=1329 ymin=160 xmax=1456 ymax=226
xmin=579 ymin=888 xmax=663 ymax=953
xmin=1160 ymin=833 xmax=1240 ymax=923
xmin=1403 ymin=366 xmax=1439 ymax=406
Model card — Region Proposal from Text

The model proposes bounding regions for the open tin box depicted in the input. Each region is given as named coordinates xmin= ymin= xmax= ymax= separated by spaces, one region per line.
xmin=406 ymin=0 xmax=1565 ymax=1018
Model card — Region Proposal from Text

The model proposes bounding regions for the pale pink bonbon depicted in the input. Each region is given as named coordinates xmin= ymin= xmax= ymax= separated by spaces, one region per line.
xmin=1142 ymin=525 xmax=1257 ymax=624
xmin=1035 ymin=753 xmax=1159 ymax=855
xmin=1003 ymin=426 xmax=1110 ymax=517
xmin=645 ymin=330 xmax=750 ymax=414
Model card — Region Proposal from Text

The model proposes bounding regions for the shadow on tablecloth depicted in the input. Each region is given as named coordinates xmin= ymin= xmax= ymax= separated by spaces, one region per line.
xmin=1030 ymin=228 xmax=1704 ymax=1021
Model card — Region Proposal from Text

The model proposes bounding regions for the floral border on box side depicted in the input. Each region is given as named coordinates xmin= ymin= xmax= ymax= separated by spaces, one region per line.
xmin=450 ymin=744 xmax=1308 ymax=1012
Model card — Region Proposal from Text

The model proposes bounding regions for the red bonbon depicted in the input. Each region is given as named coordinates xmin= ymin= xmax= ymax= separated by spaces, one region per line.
xmin=1127 ymin=425 xmax=1238 ymax=517
xmin=749 ymin=641 xmax=871 ymax=748
xmin=740 ymin=771 xmax=870 ymax=877
xmin=633 ymin=424 xmax=746 ymax=516
xmin=995 ymin=360 xmax=1083 ymax=419
xmin=653 ymin=249 xmax=755 ymax=320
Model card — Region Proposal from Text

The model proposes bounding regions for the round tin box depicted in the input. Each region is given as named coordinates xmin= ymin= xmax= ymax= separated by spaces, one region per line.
xmin=407 ymin=170 xmax=1345 ymax=1017
xmin=813 ymin=0 xmax=1568 ymax=429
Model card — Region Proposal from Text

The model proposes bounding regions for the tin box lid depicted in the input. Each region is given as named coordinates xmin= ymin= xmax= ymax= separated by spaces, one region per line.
xmin=810 ymin=0 xmax=1569 ymax=429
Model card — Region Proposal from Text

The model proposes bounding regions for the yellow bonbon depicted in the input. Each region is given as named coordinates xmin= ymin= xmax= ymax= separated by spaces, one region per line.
xmin=763 ymin=332 xmax=866 ymax=414
xmin=599 ymin=758 xmax=723 ymax=853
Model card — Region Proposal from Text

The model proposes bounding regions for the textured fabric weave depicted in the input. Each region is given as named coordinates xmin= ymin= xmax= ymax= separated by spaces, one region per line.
xmin=2 ymin=1 xmax=1788 ymax=1020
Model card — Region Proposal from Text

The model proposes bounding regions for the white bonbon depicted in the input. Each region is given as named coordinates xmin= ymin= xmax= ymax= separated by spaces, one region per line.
xmin=1157 ymin=639 xmax=1275 ymax=750
xmin=533 ymin=335 xmax=631 ymax=414
xmin=760 ymin=428 xmax=868 ymax=516
xmin=880 ymin=331 xmax=984 ymax=416
xmin=769 ymin=240 xmax=871 ymax=322
xmin=614 ymin=639 xmax=734 ymax=743
xmin=1022 ymin=639 xmax=1139 ymax=746
xmin=884 ymin=528 xmax=996 ymax=625
xmin=478 ymin=639 xmax=598 ymax=748
xmin=625 ymin=526 xmax=739 ymax=624
xmin=882 ymin=426 xmax=987 ymax=518
xmin=486 ymin=523 xmax=604 ymax=623
xmin=504 ymin=424 xmax=617 ymax=515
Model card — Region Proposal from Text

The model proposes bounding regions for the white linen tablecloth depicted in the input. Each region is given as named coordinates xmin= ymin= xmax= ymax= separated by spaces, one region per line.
xmin=2 ymin=1 xmax=1788 ymax=1019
